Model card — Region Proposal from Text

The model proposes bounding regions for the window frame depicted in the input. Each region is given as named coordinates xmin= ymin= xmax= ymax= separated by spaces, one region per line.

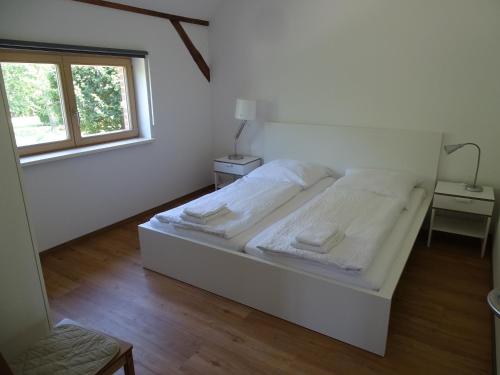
xmin=0 ymin=50 xmax=139 ymax=156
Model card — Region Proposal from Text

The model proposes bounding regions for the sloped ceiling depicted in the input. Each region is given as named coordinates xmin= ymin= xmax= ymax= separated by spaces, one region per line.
xmin=115 ymin=0 xmax=225 ymax=21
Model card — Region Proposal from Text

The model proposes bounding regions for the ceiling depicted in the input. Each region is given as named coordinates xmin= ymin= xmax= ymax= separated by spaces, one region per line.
xmin=115 ymin=0 xmax=225 ymax=21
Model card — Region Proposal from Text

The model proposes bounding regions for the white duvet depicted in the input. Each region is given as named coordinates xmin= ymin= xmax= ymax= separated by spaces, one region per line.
xmin=155 ymin=176 xmax=302 ymax=239
xmin=251 ymin=185 xmax=405 ymax=271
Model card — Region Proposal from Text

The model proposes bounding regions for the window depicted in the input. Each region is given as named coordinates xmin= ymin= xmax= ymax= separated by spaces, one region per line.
xmin=0 ymin=51 xmax=139 ymax=156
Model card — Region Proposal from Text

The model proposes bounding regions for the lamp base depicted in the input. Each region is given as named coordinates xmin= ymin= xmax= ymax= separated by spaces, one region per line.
xmin=466 ymin=184 xmax=483 ymax=193
xmin=228 ymin=154 xmax=244 ymax=160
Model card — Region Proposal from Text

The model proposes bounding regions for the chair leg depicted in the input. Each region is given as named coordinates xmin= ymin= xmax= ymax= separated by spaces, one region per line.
xmin=123 ymin=351 xmax=135 ymax=375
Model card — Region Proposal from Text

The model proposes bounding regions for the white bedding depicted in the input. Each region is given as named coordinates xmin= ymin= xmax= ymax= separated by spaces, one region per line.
xmin=148 ymin=177 xmax=336 ymax=252
xmin=252 ymin=185 xmax=406 ymax=271
xmin=245 ymin=188 xmax=426 ymax=290
xmin=155 ymin=177 xmax=302 ymax=239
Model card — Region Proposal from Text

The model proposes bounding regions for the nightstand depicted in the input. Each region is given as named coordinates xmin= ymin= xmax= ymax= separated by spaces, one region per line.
xmin=213 ymin=156 xmax=262 ymax=190
xmin=427 ymin=181 xmax=495 ymax=257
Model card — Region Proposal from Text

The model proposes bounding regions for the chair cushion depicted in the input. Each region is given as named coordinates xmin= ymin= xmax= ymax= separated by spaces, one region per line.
xmin=10 ymin=324 xmax=119 ymax=375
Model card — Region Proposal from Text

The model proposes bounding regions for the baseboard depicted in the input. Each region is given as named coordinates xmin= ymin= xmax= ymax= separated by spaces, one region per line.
xmin=40 ymin=185 xmax=214 ymax=257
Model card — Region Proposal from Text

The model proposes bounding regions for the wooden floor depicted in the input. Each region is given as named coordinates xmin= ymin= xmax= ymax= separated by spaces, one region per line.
xmin=41 ymin=202 xmax=493 ymax=374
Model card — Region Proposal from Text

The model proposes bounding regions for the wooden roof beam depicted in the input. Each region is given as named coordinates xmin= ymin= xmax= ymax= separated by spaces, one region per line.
xmin=170 ymin=19 xmax=210 ymax=81
xmin=73 ymin=0 xmax=209 ymax=26
xmin=72 ymin=0 xmax=211 ymax=81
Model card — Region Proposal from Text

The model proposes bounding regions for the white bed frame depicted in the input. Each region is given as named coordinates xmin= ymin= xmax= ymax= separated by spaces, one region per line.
xmin=139 ymin=123 xmax=443 ymax=356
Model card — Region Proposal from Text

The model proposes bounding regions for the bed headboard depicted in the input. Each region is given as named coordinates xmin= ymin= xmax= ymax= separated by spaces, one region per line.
xmin=250 ymin=122 xmax=443 ymax=193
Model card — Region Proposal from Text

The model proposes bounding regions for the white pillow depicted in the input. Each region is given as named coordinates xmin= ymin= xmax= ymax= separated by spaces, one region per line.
xmin=246 ymin=159 xmax=333 ymax=189
xmin=336 ymin=168 xmax=419 ymax=207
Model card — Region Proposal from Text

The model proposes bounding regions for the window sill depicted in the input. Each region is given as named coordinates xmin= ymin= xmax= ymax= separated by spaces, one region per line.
xmin=20 ymin=137 xmax=155 ymax=167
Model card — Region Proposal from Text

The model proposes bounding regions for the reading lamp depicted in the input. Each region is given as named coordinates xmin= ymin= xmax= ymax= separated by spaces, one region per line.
xmin=229 ymin=99 xmax=256 ymax=160
xmin=444 ymin=143 xmax=483 ymax=192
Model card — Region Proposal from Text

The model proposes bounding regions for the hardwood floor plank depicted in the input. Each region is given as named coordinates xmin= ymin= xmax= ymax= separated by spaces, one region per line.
xmin=40 ymin=208 xmax=492 ymax=374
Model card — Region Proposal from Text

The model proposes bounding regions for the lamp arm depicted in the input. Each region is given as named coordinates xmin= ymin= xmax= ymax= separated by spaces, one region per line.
xmin=230 ymin=120 xmax=248 ymax=159
xmin=234 ymin=120 xmax=247 ymax=141
xmin=463 ymin=143 xmax=481 ymax=187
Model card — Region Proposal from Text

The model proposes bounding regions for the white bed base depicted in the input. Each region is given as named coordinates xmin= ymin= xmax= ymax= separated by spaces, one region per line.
xmin=139 ymin=123 xmax=443 ymax=356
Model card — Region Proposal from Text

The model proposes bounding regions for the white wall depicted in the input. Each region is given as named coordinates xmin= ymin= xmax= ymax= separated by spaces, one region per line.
xmin=0 ymin=76 xmax=50 ymax=360
xmin=210 ymin=0 xmax=500 ymax=189
xmin=0 ymin=0 xmax=213 ymax=250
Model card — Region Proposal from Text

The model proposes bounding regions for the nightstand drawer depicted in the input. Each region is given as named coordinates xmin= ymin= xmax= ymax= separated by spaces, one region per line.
xmin=214 ymin=160 xmax=261 ymax=175
xmin=214 ymin=161 xmax=243 ymax=175
xmin=433 ymin=194 xmax=494 ymax=216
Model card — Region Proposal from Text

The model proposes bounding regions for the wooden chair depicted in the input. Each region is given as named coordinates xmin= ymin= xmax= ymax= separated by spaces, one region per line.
xmin=97 ymin=334 xmax=135 ymax=375
xmin=0 ymin=326 xmax=134 ymax=375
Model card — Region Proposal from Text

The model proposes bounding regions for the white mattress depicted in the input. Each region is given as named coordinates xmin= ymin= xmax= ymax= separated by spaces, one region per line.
xmin=147 ymin=177 xmax=336 ymax=252
xmin=244 ymin=187 xmax=426 ymax=291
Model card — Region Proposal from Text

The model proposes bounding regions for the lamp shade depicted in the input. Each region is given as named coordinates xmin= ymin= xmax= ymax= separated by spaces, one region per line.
xmin=444 ymin=144 xmax=465 ymax=154
xmin=235 ymin=99 xmax=256 ymax=121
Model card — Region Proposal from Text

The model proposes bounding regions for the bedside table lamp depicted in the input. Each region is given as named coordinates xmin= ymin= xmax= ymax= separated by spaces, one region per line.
xmin=444 ymin=143 xmax=483 ymax=192
xmin=229 ymin=99 xmax=256 ymax=160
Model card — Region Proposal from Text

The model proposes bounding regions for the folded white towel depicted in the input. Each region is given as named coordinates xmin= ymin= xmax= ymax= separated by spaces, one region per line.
xmin=180 ymin=207 xmax=230 ymax=225
xmin=296 ymin=223 xmax=340 ymax=247
xmin=156 ymin=177 xmax=303 ymax=239
xmin=291 ymin=231 xmax=344 ymax=254
xmin=248 ymin=186 xmax=406 ymax=271
xmin=184 ymin=201 xmax=228 ymax=218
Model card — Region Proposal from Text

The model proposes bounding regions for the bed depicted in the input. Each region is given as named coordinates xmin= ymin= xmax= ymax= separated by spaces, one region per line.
xmin=139 ymin=122 xmax=443 ymax=356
